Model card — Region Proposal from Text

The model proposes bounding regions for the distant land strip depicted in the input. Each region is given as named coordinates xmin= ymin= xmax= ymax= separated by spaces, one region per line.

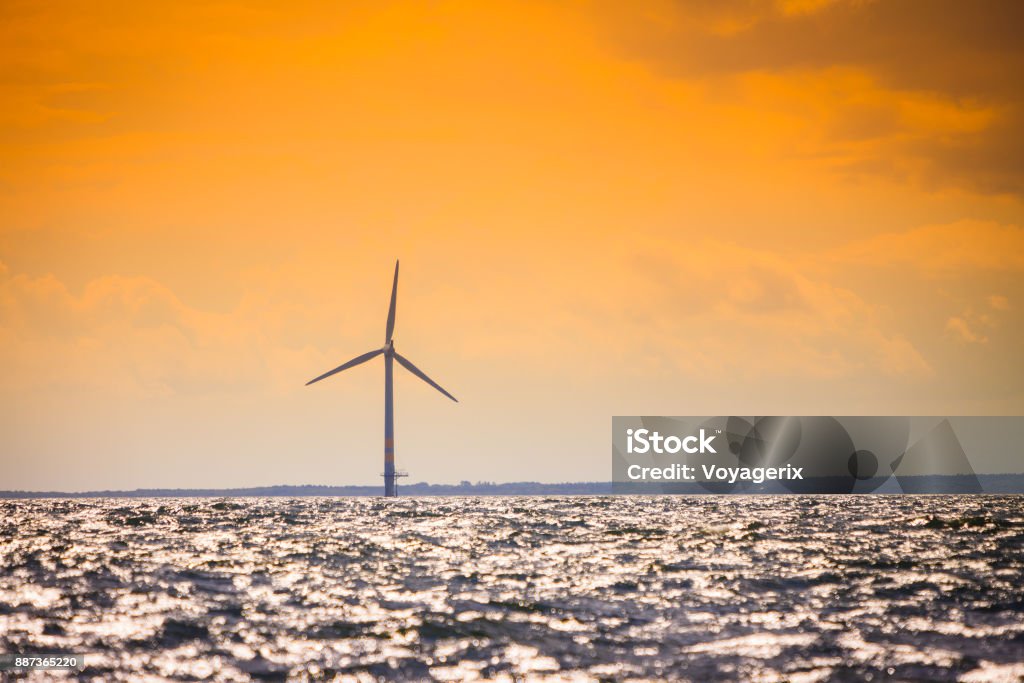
xmin=2 ymin=475 xmax=1024 ymax=498
xmin=0 ymin=481 xmax=613 ymax=499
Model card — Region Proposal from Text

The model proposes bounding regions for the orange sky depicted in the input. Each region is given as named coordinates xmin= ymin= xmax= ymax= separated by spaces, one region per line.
xmin=2 ymin=0 xmax=1022 ymax=489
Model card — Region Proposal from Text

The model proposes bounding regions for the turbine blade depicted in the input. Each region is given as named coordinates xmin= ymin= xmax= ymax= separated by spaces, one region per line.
xmin=394 ymin=352 xmax=458 ymax=402
xmin=306 ymin=348 xmax=383 ymax=386
xmin=385 ymin=260 xmax=399 ymax=342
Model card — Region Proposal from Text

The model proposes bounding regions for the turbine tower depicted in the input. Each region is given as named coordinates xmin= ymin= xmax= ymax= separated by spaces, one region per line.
xmin=306 ymin=261 xmax=457 ymax=497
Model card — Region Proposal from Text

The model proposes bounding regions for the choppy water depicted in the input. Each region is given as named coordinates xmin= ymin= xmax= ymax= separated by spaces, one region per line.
xmin=2 ymin=496 xmax=1024 ymax=681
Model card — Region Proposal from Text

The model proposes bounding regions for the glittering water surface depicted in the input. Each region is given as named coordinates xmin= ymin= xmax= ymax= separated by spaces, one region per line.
xmin=2 ymin=496 xmax=1024 ymax=681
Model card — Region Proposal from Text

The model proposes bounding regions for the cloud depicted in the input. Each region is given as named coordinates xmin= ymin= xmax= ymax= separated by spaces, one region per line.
xmin=775 ymin=0 xmax=842 ymax=16
xmin=946 ymin=317 xmax=988 ymax=345
xmin=828 ymin=220 xmax=1024 ymax=274
xmin=601 ymin=0 xmax=1024 ymax=95
xmin=626 ymin=240 xmax=933 ymax=380
xmin=0 ymin=266 xmax=268 ymax=396
xmin=989 ymin=295 xmax=1010 ymax=311
xmin=593 ymin=0 xmax=1024 ymax=195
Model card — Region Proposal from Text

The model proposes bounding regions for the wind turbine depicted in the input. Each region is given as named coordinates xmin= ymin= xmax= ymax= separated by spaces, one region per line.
xmin=306 ymin=260 xmax=457 ymax=497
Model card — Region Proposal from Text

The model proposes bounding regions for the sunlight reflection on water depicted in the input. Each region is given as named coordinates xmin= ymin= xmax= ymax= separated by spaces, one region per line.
xmin=1 ymin=496 xmax=1023 ymax=681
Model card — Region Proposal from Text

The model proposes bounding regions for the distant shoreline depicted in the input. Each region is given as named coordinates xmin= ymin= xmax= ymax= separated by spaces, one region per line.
xmin=0 ymin=481 xmax=613 ymax=499
xmin=3 ymin=474 xmax=1024 ymax=498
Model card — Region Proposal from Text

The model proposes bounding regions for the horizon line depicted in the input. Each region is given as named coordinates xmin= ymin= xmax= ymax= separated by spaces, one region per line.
xmin=3 ymin=474 xmax=1024 ymax=498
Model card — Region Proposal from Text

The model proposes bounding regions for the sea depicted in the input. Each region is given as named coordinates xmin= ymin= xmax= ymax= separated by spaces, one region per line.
xmin=1 ymin=496 xmax=1023 ymax=681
